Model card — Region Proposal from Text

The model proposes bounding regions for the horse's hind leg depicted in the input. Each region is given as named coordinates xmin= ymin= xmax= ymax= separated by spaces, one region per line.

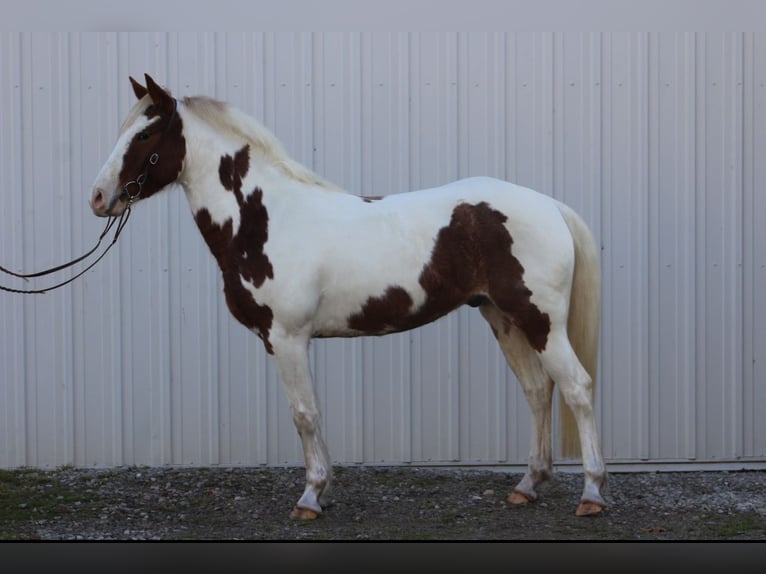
xmin=270 ymin=332 xmax=333 ymax=520
xmin=536 ymin=325 xmax=607 ymax=516
xmin=481 ymin=305 xmax=554 ymax=504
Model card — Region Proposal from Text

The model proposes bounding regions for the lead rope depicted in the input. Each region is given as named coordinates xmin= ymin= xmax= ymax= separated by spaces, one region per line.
xmin=0 ymin=205 xmax=132 ymax=295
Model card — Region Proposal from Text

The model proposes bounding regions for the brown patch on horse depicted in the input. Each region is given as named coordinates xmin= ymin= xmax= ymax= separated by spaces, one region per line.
xmin=194 ymin=183 xmax=275 ymax=354
xmin=348 ymin=201 xmax=551 ymax=351
xmin=235 ymin=189 xmax=274 ymax=288
xmin=219 ymin=145 xmax=250 ymax=205
xmin=117 ymin=101 xmax=186 ymax=200
xmin=347 ymin=287 xmax=414 ymax=332
xmin=218 ymin=148 xmax=274 ymax=288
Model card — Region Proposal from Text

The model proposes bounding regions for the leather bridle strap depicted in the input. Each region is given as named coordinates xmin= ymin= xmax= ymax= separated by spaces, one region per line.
xmin=0 ymin=206 xmax=132 ymax=295
xmin=0 ymin=212 xmax=121 ymax=281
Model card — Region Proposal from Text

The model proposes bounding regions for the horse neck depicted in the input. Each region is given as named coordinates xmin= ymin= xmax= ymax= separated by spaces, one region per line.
xmin=178 ymin=115 xmax=285 ymax=220
xmin=178 ymin=108 xmax=343 ymax=223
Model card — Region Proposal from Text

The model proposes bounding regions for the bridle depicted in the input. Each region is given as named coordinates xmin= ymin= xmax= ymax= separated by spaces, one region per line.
xmin=0 ymin=100 xmax=177 ymax=295
xmin=117 ymin=151 xmax=159 ymax=208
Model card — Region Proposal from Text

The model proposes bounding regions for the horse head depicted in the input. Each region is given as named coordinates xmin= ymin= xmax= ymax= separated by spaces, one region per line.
xmin=90 ymin=74 xmax=185 ymax=217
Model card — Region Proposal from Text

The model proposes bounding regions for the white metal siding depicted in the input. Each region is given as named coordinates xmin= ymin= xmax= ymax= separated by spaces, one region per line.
xmin=1 ymin=32 xmax=764 ymax=469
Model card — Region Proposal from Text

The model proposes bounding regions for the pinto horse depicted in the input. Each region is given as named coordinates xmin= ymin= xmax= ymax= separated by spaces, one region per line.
xmin=90 ymin=74 xmax=607 ymax=518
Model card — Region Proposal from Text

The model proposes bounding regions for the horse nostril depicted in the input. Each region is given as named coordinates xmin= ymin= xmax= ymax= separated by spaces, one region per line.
xmin=91 ymin=188 xmax=106 ymax=211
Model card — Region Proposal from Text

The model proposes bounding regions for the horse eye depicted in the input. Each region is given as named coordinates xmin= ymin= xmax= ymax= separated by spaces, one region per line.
xmin=137 ymin=132 xmax=150 ymax=141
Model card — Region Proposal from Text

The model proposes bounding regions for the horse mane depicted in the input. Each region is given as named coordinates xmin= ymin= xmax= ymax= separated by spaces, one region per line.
xmin=182 ymin=95 xmax=344 ymax=192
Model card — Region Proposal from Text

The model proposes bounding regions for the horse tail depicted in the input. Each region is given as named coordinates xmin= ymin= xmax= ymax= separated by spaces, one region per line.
xmin=556 ymin=203 xmax=601 ymax=459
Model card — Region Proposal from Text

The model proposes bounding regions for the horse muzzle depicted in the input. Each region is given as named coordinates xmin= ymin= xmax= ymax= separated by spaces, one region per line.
xmin=90 ymin=187 xmax=128 ymax=217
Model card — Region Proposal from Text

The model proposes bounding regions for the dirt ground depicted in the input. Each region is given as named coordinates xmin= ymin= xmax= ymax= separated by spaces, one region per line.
xmin=1 ymin=464 xmax=765 ymax=540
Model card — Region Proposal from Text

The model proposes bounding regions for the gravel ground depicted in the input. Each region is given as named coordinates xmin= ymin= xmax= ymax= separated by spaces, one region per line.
xmin=2 ymin=465 xmax=765 ymax=540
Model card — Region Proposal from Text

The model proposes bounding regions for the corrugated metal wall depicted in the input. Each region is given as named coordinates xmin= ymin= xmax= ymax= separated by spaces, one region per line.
xmin=1 ymin=32 xmax=764 ymax=469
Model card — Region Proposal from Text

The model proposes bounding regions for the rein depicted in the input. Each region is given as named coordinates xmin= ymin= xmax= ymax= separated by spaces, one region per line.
xmin=0 ymin=99 xmax=177 ymax=295
xmin=0 ymin=207 xmax=133 ymax=294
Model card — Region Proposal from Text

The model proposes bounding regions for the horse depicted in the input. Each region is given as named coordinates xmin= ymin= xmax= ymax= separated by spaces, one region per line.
xmin=90 ymin=74 xmax=607 ymax=519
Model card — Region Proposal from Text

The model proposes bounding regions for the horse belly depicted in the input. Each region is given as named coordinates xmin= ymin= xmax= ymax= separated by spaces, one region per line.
xmin=309 ymin=239 xmax=478 ymax=339
xmin=311 ymin=283 xmax=460 ymax=338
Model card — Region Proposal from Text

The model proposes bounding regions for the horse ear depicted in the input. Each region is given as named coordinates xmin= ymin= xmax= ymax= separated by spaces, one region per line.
xmin=129 ymin=76 xmax=148 ymax=100
xmin=144 ymin=74 xmax=175 ymax=113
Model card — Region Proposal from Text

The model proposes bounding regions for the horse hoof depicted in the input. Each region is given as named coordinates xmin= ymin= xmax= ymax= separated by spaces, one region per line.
xmin=507 ymin=490 xmax=534 ymax=505
xmin=289 ymin=506 xmax=319 ymax=520
xmin=575 ymin=501 xmax=604 ymax=517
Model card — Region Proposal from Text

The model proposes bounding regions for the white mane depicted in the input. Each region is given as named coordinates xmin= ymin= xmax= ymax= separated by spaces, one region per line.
xmin=183 ymin=96 xmax=343 ymax=192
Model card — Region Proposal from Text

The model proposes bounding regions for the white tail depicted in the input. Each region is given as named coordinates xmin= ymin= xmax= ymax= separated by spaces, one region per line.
xmin=556 ymin=203 xmax=601 ymax=459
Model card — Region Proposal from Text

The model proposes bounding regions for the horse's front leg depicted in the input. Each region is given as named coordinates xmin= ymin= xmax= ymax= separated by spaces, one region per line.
xmin=271 ymin=333 xmax=332 ymax=520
